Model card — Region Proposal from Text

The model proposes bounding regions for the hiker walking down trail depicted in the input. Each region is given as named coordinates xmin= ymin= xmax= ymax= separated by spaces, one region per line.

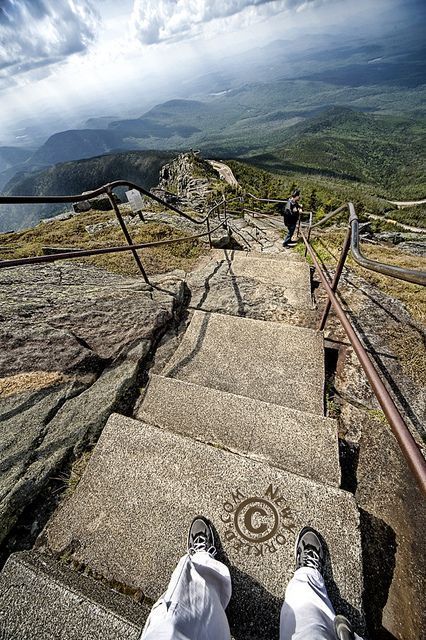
xmin=139 ymin=516 xmax=362 ymax=640
xmin=282 ymin=189 xmax=302 ymax=248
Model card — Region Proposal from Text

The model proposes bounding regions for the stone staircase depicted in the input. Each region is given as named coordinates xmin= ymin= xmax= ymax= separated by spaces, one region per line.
xmin=0 ymin=246 xmax=365 ymax=639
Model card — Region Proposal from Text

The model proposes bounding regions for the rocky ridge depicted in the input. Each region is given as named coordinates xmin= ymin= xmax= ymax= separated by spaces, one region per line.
xmin=0 ymin=263 xmax=186 ymax=552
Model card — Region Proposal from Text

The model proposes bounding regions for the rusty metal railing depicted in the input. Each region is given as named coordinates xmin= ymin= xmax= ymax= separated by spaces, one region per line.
xmin=1 ymin=185 xmax=425 ymax=494
xmin=0 ymin=180 xmax=232 ymax=283
xmin=301 ymin=202 xmax=426 ymax=495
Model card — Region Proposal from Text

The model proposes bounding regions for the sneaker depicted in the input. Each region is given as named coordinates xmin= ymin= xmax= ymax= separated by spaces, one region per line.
xmin=187 ymin=516 xmax=217 ymax=557
xmin=295 ymin=527 xmax=324 ymax=573
xmin=334 ymin=615 xmax=355 ymax=640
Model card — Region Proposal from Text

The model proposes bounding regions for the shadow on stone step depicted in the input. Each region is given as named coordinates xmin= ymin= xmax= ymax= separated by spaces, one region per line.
xmin=213 ymin=523 xmax=365 ymax=640
xmin=211 ymin=523 xmax=282 ymax=640
xmin=338 ymin=438 xmax=360 ymax=493
xmin=359 ymin=509 xmax=397 ymax=638
xmin=320 ymin=532 xmax=365 ymax=637
xmin=166 ymin=311 xmax=210 ymax=377
xmin=197 ymin=258 xmax=227 ymax=309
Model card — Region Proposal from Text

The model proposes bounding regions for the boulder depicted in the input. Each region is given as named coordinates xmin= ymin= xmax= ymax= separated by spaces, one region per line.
xmin=0 ymin=262 xmax=185 ymax=546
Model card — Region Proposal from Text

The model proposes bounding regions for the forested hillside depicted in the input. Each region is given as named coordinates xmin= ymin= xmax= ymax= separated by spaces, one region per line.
xmin=0 ymin=151 xmax=174 ymax=232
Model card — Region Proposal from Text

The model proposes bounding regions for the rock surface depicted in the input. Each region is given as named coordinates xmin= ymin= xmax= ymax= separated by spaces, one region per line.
xmin=356 ymin=416 xmax=426 ymax=640
xmin=158 ymin=151 xmax=221 ymax=210
xmin=0 ymin=262 xmax=185 ymax=546
xmin=187 ymin=251 xmax=316 ymax=327
xmin=0 ymin=551 xmax=147 ymax=639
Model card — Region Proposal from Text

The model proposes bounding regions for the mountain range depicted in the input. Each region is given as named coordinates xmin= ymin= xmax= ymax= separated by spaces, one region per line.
xmin=0 ymin=17 xmax=424 ymax=232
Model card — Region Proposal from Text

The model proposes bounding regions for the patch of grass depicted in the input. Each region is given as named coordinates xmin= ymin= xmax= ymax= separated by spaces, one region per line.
xmin=385 ymin=205 xmax=426 ymax=229
xmin=0 ymin=206 xmax=209 ymax=276
xmin=353 ymin=242 xmax=426 ymax=325
xmin=303 ymin=229 xmax=426 ymax=324
xmin=327 ymin=399 xmax=341 ymax=419
xmin=62 ymin=451 xmax=93 ymax=499
xmin=381 ymin=325 xmax=426 ymax=386
xmin=0 ymin=371 xmax=65 ymax=398
xmin=366 ymin=409 xmax=388 ymax=426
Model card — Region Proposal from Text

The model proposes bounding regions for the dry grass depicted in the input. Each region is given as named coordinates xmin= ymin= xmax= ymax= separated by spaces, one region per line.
xmin=62 ymin=451 xmax=93 ymax=499
xmin=381 ymin=325 xmax=426 ymax=386
xmin=0 ymin=206 xmax=209 ymax=276
xmin=296 ymin=229 xmax=426 ymax=387
xmin=297 ymin=230 xmax=426 ymax=324
xmin=0 ymin=371 xmax=65 ymax=397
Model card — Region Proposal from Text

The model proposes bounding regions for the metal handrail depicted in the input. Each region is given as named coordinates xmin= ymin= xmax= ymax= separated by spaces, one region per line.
xmin=0 ymin=216 xmax=231 ymax=269
xmin=301 ymin=202 xmax=426 ymax=495
xmin=0 ymin=179 xmax=221 ymax=226
xmin=0 ymin=180 xmax=233 ymax=281
xmin=1 ymin=185 xmax=425 ymax=493
xmin=301 ymin=226 xmax=426 ymax=496
xmin=348 ymin=204 xmax=426 ymax=285
xmin=307 ymin=202 xmax=426 ymax=286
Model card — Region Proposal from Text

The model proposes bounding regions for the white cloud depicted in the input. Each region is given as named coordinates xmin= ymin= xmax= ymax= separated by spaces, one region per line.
xmin=0 ymin=0 xmax=99 ymax=87
xmin=131 ymin=0 xmax=327 ymax=44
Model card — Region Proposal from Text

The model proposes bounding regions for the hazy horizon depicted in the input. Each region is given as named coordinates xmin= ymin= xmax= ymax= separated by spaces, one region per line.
xmin=1 ymin=0 xmax=424 ymax=148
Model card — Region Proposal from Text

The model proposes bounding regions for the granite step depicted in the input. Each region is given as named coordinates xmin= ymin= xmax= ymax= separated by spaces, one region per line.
xmin=229 ymin=254 xmax=311 ymax=306
xmin=211 ymin=248 xmax=304 ymax=262
xmin=162 ymin=310 xmax=325 ymax=415
xmin=44 ymin=414 xmax=364 ymax=640
xmin=0 ymin=551 xmax=148 ymax=640
xmin=137 ymin=374 xmax=340 ymax=487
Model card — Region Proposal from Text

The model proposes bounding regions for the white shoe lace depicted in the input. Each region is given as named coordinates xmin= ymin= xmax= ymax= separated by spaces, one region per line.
xmin=189 ymin=534 xmax=217 ymax=557
xmin=300 ymin=546 xmax=321 ymax=570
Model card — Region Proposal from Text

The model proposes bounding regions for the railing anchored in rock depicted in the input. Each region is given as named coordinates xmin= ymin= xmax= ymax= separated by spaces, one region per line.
xmin=0 ymin=183 xmax=425 ymax=496
xmin=0 ymin=180 xmax=233 ymax=284
xmin=298 ymin=202 xmax=426 ymax=496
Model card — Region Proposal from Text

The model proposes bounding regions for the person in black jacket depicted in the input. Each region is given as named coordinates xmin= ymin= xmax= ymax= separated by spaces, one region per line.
xmin=282 ymin=189 xmax=302 ymax=247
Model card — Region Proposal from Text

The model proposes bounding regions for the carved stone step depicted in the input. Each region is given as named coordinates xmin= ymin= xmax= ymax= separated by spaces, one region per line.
xmin=0 ymin=551 xmax=148 ymax=640
xmin=162 ymin=310 xmax=325 ymax=415
xmin=138 ymin=374 xmax=340 ymax=486
xmin=44 ymin=414 xmax=364 ymax=640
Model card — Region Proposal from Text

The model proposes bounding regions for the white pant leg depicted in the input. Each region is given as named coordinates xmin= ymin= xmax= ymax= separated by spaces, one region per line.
xmin=279 ymin=567 xmax=336 ymax=640
xmin=140 ymin=551 xmax=232 ymax=640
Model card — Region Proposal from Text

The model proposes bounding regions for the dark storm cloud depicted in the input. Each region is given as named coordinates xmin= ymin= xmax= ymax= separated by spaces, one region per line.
xmin=0 ymin=0 xmax=99 ymax=85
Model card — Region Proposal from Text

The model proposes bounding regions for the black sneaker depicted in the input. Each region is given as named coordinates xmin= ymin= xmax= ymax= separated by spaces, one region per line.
xmin=295 ymin=527 xmax=324 ymax=574
xmin=334 ymin=615 xmax=355 ymax=640
xmin=187 ymin=516 xmax=217 ymax=557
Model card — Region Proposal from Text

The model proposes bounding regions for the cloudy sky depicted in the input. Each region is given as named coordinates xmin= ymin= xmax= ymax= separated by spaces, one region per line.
xmin=0 ymin=0 xmax=419 ymax=144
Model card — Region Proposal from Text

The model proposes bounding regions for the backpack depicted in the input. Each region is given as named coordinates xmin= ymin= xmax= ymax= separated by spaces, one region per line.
xmin=283 ymin=203 xmax=292 ymax=226
xmin=278 ymin=202 xmax=290 ymax=224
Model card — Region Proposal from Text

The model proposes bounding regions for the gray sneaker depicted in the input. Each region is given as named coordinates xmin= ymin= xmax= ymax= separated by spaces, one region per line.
xmin=334 ymin=615 xmax=355 ymax=640
xmin=187 ymin=516 xmax=217 ymax=557
xmin=295 ymin=527 xmax=324 ymax=574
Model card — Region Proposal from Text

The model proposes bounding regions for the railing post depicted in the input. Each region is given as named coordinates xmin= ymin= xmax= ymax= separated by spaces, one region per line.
xmin=106 ymin=188 xmax=151 ymax=286
xmin=206 ymin=217 xmax=212 ymax=248
xmin=304 ymin=225 xmax=312 ymax=258
xmin=319 ymin=226 xmax=352 ymax=331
